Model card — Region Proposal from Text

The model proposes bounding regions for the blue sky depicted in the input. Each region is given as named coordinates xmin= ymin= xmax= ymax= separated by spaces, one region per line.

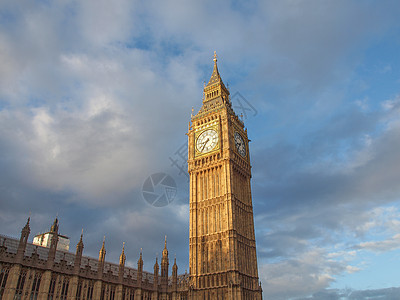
xmin=1 ymin=1 xmax=400 ymax=299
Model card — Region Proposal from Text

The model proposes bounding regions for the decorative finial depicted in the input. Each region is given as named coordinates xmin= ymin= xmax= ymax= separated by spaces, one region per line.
xmin=164 ymin=235 xmax=167 ymax=248
xmin=122 ymin=242 xmax=125 ymax=251
xmin=213 ymin=51 xmax=217 ymax=63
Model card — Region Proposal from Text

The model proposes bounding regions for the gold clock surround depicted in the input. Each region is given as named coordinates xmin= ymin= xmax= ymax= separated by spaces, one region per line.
xmin=194 ymin=125 xmax=220 ymax=157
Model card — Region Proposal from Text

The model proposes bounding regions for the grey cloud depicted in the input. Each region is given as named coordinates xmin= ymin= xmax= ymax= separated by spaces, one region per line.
xmin=260 ymin=248 xmax=347 ymax=300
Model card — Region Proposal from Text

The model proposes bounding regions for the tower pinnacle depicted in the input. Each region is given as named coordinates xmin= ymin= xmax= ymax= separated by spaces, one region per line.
xmin=99 ymin=236 xmax=106 ymax=262
xmin=119 ymin=242 xmax=126 ymax=265
xmin=201 ymin=52 xmax=229 ymax=105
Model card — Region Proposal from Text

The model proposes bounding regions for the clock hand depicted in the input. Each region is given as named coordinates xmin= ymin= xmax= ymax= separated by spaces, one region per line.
xmin=201 ymin=138 xmax=210 ymax=151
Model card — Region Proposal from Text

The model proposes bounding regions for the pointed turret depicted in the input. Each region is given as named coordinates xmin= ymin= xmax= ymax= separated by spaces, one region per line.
xmin=206 ymin=51 xmax=222 ymax=86
xmin=50 ymin=217 xmax=59 ymax=233
xmin=160 ymin=236 xmax=169 ymax=292
xmin=99 ymin=236 xmax=106 ymax=262
xmin=137 ymin=249 xmax=143 ymax=287
xmin=119 ymin=242 xmax=126 ymax=266
xmin=162 ymin=235 xmax=168 ymax=260
xmin=172 ymin=256 xmax=178 ymax=276
xmin=74 ymin=230 xmax=84 ymax=274
xmin=138 ymin=249 xmax=143 ymax=273
xmin=203 ymin=51 xmax=229 ymax=104
xmin=153 ymin=256 xmax=159 ymax=290
xmin=97 ymin=236 xmax=106 ymax=279
xmin=161 ymin=236 xmax=169 ymax=276
xmin=22 ymin=217 xmax=31 ymax=234
xmin=118 ymin=242 xmax=126 ymax=281
xmin=76 ymin=229 xmax=84 ymax=253
xmin=154 ymin=257 xmax=159 ymax=273
xmin=47 ymin=217 xmax=59 ymax=268
xmin=172 ymin=256 xmax=178 ymax=290
xmin=17 ymin=217 xmax=31 ymax=262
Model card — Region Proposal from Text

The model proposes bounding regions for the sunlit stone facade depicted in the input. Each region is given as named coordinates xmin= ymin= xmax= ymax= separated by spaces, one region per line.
xmin=187 ymin=53 xmax=263 ymax=299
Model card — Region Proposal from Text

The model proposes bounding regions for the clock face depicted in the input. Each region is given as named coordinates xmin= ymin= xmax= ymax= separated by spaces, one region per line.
xmin=234 ymin=132 xmax=246 ymax=157
xmin=196 ymin=129 xmax=219 ymax=153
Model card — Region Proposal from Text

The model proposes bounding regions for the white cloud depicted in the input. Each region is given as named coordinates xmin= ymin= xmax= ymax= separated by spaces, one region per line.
xmin=355 ymin=234 xmax=400 ymax=253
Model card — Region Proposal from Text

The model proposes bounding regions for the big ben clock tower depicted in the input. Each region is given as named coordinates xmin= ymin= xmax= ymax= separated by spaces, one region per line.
xmin=188 ymin=52 xmax=263 ymax=300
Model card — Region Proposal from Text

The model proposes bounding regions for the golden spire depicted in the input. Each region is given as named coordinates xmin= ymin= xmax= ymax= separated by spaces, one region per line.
xmin=162 ymin=235 xmax=168 ymax=258
xmin=202 ymin=51 xmax=229 ymax=105
xmin=206 ymin=51 xmax=222 ymax=87
xmin=99 ymin=236 xmax=106 ymax=262
xmin=119 ymin=242 xmax=126 ymax=265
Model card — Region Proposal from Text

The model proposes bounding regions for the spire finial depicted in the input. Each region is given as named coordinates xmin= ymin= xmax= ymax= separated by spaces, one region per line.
xmin=213 ymin=51 xmax=217 ymax=63
xmin=101 ymin=236 xmax=106 ymax=249
xmin=164 ymin=235 xmax=167 ymax=249
xmin=78 ymin=229 xmax=84 ymax=243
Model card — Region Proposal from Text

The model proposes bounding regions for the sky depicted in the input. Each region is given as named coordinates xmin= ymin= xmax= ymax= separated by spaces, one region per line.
xmin=1 ymin=0 xmax=400 ymax=299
